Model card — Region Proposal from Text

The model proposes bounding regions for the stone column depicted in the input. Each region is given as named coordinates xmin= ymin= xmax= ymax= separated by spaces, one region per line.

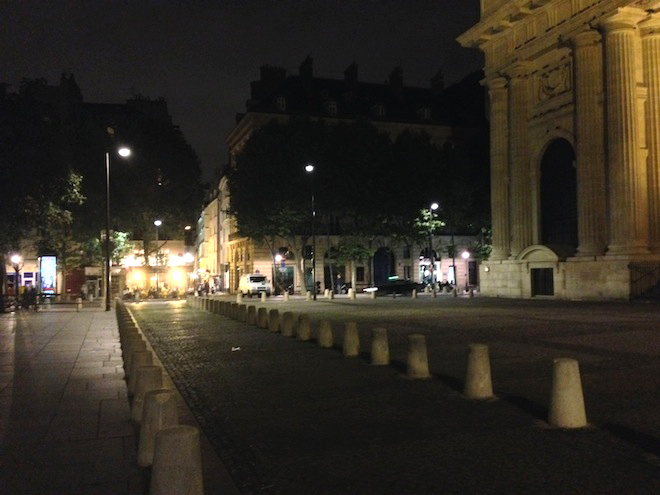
xmin=641 ymin=14 xmax=660 ymax=253
xmin=487 ymin=77 xmax=511 ymax=260
xmin=572 ymin=30 xmax=608 ymax=256
xmin=507 ymin=64 xmax=533 ymax=257
xmin=601 ymin=11 xmax=649 ymax=255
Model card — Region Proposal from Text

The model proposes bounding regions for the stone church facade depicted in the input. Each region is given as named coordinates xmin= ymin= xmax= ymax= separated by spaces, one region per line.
xmin=459 ymin=0 xmax=660 ymax=299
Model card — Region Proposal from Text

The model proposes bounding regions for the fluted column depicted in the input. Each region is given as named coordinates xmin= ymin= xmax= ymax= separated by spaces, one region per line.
xmin=487 ymin=77 xmax=510 ymax=260
xmin=507 ymin=64 xmax=533 ymax=257
xmin=572 ymin=30 xmax=608 ymax=256
xmin=601 ymin=10 xmax=649 ymax=255
xmin=641 ymin=14 xmax=660 ymax=253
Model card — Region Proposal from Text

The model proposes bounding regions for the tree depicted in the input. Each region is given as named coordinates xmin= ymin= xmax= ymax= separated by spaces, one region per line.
xmin=0 ymin=80 xmax=88 ymax=311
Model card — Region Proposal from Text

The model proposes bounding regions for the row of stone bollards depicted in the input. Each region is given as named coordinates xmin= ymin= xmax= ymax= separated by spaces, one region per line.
xmin=188 ymin=296 xmax=588 ymax=429
xmin=115 ymin=301 xmax=204 ymax=495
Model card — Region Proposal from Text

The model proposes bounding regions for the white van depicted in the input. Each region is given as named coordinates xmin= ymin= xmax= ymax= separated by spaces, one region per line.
xmin=238 ymin=273 xmax=273 ymax=297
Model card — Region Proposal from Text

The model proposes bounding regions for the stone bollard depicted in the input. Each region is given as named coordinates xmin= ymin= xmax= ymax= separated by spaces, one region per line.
xmin=237 ymin=304 xmax=247 ymax=322
xmin=469 ymin=288 xmax=474 ymax=298
xmin=44 ymin=297 xmax=51 ymax=309
xmin=123 ymin=334 xmax=145 ymax=362
xmin=452 ymin=288 xmax=458 ymax=297
xmin=230 ymin=302 xmax=238 ymax=319
xmin=76 ymin=297 xmax=82 ymax=312
xmin=257 ymin=307 xmax=269 ymax=329
xmin=370 ymin=327 xmax=390 ymax=365
xmin=464 ymin=344 xmax=494 ymax=399
xmin=328 ymin=290 xmax=334 ymax=300
xmin=297 ymin=314 xmax=311 ymax=341
xmin=268 ymin=309 xmax=281 ymax=333
xmin=284 ymin=292 xmax=289 ymax=302
xmin=443 ymin=285 xmax=450 ymax=294
xmin=343 ymin=322 xmax=360 ymax=357
xmin=306 ymin=291 xmax=312 ymax=301
xmin=261 ymin=292 xmax=267 ymax=303
xmin=318 ymin=320 xmax=333 ymax=348
xmin=221 ymin=301 xmax=229 ymax=316
xmin=128 ymin=350 xmax=154 ymax=396
xmin=432 ymin=288 xmax=437 ymax=298
xmin=131 ymin=365 xmax=163 ymax=423
xmin=236 ymin=292 xmax=243 ymax=304
xmin=247 ymin=305 xmax=257 ymax=325
xmin=324 ymin=289 xmax=330 ymax=298
xmin=548 ymin=358 xmax=588 ymax=428
xmin=407 ymin=334 xmax=431 ymax=379
xmin=348 ymin=288 xmax=356 ymax=300
xmin=124 ymin=339 xmax=147 ymax=377
xmin=412 ymin=289 xmax=417 ymax=299
xmin=281 ymin=312 xmax=295 ymax=337
xmin=150 ymin=425 xmax=203 ymax=495
xmin=370 ymin=291 xmax=376 ymax=300
xmin=138 ymin=388 xmax=178 ymax=467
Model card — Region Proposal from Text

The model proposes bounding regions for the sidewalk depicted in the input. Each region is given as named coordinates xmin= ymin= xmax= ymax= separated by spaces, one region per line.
xmin=0 ymin=305 xmax=237 ymax=494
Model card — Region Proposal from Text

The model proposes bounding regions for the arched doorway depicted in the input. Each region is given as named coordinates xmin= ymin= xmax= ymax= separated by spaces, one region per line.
xmin=373 ymin=247 xmax=395 ymax=285
xmin=540 ymin=139 xmax=577 ymax=252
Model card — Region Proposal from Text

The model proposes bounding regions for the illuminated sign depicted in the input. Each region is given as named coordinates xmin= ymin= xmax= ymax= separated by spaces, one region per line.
xmin=40 ymin=256 xmax=57 ymax=294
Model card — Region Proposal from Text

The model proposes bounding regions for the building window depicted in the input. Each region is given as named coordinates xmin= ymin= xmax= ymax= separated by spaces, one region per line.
xmin=326 ymin=100 xmax=337 ymax=116
xmin=417 ymin=107 xmax=431 ymax=120
xmin=402 ymin=246 xmax=411 ymax=259
xmin=356 ymin=266 xmax=365 ymax=282
xmin=371 ymin=103 xmax=385 ymax=117
xmin=404 ymin=266 xmax=412 ymax=279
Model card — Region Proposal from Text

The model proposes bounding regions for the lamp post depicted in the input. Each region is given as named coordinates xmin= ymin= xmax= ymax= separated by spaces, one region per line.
xmin=462 ymin=250 xmax=470 ymax=292
xmin=154 ymin=219 xmax=162 ymax=295
xmin=428 ymin=202 xmax=439 ymax=296
xmin=305 ymin=164 xmax=316 ymax=300
xmin=105 ymin=147 xmax=131 ymax=311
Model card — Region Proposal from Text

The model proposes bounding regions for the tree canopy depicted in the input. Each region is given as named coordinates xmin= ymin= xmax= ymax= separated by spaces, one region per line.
xmin=228 ymin=117 xmax=489 ymax=248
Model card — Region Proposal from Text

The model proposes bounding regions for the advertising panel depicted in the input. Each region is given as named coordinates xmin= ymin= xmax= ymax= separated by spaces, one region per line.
xmin=40 ymin=256 xmax=57 ymax=294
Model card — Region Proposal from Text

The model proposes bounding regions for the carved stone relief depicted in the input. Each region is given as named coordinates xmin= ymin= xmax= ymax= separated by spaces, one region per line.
xmin=537 ymin=62 xmax=572 ymax=102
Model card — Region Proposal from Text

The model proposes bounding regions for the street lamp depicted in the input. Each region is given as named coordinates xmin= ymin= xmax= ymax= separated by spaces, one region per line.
xmin=105 ymin=146 xmax=131 ymax=311
xmin=154 ymin=219 xmax=162 ymax=294
xmin=305 ymin=164 xmax=316 ymax=300
xmin=462 ymin=250 xmax=470 ymax=292
xmin=428 ymin=202 xmax=439 ymax=296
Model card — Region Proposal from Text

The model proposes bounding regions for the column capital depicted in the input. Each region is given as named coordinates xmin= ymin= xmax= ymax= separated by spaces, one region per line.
xmin=599 ymin=8 xmax=647 ymax=32
xmin=506 ymin=62 xmax=532 ymax=79
xmin=639 ymin=13 xmax=660 ymax=36
xmin=572 ymin=29 xmax=601 ymax=49
xmin=485 ymin=76 xmax=508 ymax=91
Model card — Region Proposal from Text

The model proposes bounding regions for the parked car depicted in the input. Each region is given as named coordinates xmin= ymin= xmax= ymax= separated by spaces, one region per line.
xmin=238 ymin=274 xmax=273 ymax=297
xmin=363 ymin=278 xmax=424 ymax=296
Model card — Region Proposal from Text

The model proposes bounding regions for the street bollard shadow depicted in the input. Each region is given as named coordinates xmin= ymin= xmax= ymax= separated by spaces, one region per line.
xmin=499 ymin=394 xmax=547 ymax=422
xmin=602 ymin=423 xmax=660 ymax=458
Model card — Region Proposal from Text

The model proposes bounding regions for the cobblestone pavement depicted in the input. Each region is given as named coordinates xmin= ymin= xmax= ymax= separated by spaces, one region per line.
xmin=129 ymin=296 xmax=660 ymax=495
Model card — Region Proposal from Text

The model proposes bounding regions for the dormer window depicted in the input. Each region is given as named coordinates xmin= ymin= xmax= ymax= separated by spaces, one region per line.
xmin=326 ymin=100 xmax=337 ymax=116
xmin=417 ymin=107 xmax=431 ymax=120
xmin=275 ymin=96 xmax=286 ymax=112
xmin=371 ymin=103 xmax=386 ymax=117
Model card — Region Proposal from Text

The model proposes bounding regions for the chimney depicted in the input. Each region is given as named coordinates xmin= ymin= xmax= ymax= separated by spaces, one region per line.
xmin=431 ymin=69 xmax=445 ymax=95
xmin=388 ymin=67 xmax=403 ymax=94
xmin=299 ymin=55 xmax=313 ymax=80
xmin=344 ymin=63 xmax=358 ymax=83
xmin=251 ymin=65 xmax=287 ymax=99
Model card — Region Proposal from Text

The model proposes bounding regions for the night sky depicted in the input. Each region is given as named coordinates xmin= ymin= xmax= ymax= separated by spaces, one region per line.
xmin=1 ymin=1 xmax=483 ymax=181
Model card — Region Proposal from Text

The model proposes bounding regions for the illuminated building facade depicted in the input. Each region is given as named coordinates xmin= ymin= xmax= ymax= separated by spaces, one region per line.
xmin=459 ymin=0 xmax=660 ymax=299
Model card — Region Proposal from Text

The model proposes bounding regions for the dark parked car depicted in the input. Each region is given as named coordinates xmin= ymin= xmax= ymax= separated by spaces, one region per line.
xmin=364 ymin=278 xmax=424 ymax=296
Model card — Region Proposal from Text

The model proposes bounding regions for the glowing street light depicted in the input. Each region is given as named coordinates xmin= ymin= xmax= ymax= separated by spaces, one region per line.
xmin=305 ymin=164 xmax=316 ymax=300
xmin=105 ymin=146 xmax=131 ymax=311
xmin=462 ymin=250 xmax=470 ymax=292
